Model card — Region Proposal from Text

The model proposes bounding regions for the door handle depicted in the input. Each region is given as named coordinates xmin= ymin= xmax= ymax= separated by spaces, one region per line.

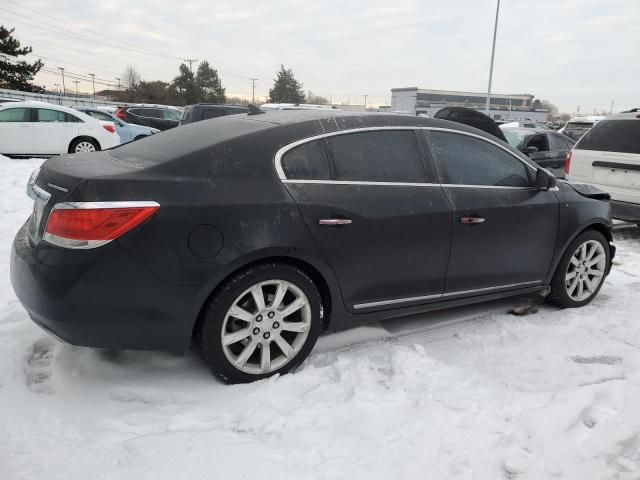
xmin=318 ymin=218 xmax=352 ymax=226
xmin=460 ymin=216 xmax=486 ymax=225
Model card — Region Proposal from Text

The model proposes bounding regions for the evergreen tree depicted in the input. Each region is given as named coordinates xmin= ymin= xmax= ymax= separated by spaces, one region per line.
xmin=0 ymin=26 xmax=43 ymax=92
xmin=196 ymin=60 xmax=225 ymax=103
xmin=268 ymin=65 xmax=305 ymax=103
xmin=171 ymin=63 xmax=199 ymax=104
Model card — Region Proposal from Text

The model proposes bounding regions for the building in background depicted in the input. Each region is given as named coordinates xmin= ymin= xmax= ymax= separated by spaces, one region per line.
xmin=391 ymin=87 xmax=548 ymax=122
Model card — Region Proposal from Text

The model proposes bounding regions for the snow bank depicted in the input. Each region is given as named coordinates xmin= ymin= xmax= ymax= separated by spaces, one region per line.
xmin=1 ymin=157 xmax=640 ymax=479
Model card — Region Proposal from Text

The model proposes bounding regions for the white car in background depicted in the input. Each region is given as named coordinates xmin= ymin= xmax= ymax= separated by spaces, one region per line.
xmin=566 ymin=112 xmax=640 ymax=223
xmin=0 ymin=102 xmax=119 ymax=156
xmin=558 ymin=115 xmax=606 ymax=141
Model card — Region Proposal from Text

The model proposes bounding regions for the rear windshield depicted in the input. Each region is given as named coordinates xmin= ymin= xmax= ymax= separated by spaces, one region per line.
xmin=575 ymin=119 xmax=640 ymax=154
xmin=503 ymin=130 xmax=534 ymax=149
xmin=565 ymin=122 xmax=593 ymax=132
xmin=108 ymin=116 xmax=272 ymax=167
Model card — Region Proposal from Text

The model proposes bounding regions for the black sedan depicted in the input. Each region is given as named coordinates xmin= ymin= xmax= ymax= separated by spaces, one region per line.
xmin=502 ymin=127 xmax=575 ymax=177
xmin=11 ymin=111 xmax=615 ymax=384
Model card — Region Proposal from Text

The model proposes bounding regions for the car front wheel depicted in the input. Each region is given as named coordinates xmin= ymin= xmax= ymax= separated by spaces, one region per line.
xmin=198 ymin=263 xmax=322 ymax=384
xmin=548 ymin=230 xmax=610 ymax=308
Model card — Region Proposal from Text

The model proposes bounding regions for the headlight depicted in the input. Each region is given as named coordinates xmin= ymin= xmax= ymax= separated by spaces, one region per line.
xmin=26 ymin=167 xmax=40 ymax=199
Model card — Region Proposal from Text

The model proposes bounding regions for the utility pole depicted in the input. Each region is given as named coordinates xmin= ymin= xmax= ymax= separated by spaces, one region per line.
xmin=249 ymin=78 xmax=258 ymax=103
xmin=363 ymin=94 xmax=368 ymax=110
xmin=485 ymin=0 xmax=501 ymax=115
xmin=54 ymin=83 xmax=61 ymax=104
xmin=88 ymin=73 xmax=95 ymax=99
xmin=57 ymin=67 xmax=66 ymax=95
xmin=184 ymin=58 xmax=198 ymax=72
xmin=610 ymin=100 xmax=614 ymax=115
xmin=73 ymin=80 xmax=80 ymax=97
xmin=115 ymin=77 xmax=121 ymax=90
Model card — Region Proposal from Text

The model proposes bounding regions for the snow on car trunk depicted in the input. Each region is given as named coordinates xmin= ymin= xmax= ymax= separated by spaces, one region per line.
xmin=1 ymin=155 xmax=640 ymax=479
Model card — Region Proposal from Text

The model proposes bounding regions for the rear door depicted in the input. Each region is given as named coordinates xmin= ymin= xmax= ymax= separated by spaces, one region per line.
xmin=570 ymin=119 xmax=640 ymax=203
xmin=426 ymin=129 xmax=558 ymax=295
xmin=33 ymin=108 xmax=79 ymax=154
xmin=0 ymin=107 xmax=34 ymax=154
xmin=280 ymin=129 xmax=453 ymax=312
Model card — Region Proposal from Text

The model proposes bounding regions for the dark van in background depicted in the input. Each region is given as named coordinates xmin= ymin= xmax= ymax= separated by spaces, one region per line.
xmin=180 ymin=104 xmax=249 ymax=126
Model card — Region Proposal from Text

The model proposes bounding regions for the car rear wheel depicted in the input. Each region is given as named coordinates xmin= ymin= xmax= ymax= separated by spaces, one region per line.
xmin=548 ymin=230 xmax=610 ymax=308
xmin=198 ymin=263 xmax=322 ymax=384
xmin=69 ymin=138 xmax=99 ymax=153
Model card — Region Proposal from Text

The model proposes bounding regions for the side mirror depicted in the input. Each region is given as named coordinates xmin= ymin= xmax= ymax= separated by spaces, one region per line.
xmin=535 ymin=168 xmax=557 ymax=190
xmin=526 ymin=146 xmax=539 ymax=153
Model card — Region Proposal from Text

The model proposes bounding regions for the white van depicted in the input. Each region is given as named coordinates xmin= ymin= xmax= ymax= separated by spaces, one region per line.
xmin=566 ymin=113 xmax=640 ymax=223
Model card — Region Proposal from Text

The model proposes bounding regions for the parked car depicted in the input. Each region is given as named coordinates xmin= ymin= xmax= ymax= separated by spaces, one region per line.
xmin=434 ymin=107 xmax=508 ymax=142
xmin=259 ymin=103 xmax=337 ymax=111
xmin=114 ymin=105 xmax=181 ymax=131
xmin=500 ymin=120 xmax=547 ymax=129
xmin=179 ymin=104 xmax=249 ymax=126
xmin=11 ymin=111 xmax=615 ymax=384
xmin=0 ymin=102 xmax=119 ymax=156
xmin=502 ymin=127 xmax=575 ymax=177
xmin=559 ymin=116 xmax=606 ymax=141
xmin=76 ymin=107 xmax=159 ymax=143
xmin=0 ymin=97 xmax=23 ymax=104
xmin=566 ymin=112 xmax=640 ymax=223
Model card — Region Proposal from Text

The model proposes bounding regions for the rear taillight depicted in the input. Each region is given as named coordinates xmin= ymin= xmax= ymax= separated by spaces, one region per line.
xmin=103 ymin=124 xmax=116 ymax=133
xmin=115 ymin=109 xmax=126 ymax=119
xmin=43 ymin=201 xmax=159 ymax=249
xmin=564 ymin=151 xmax=572 ymax=175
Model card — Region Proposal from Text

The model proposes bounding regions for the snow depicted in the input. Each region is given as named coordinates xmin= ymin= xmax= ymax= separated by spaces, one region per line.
xmin=1 ymin=155 xmax=640 ymax=479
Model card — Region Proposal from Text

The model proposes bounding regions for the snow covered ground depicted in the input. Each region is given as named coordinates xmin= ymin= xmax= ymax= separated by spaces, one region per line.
xmin=1 ymin=155 xmax=640 ymax=480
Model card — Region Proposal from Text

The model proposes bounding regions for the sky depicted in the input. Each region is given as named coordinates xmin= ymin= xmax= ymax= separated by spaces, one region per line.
xmin=2 ymin=0 xmax=639 ymax=113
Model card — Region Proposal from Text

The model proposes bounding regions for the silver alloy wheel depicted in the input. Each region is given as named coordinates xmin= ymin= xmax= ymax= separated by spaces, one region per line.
xmin=565 ymin=240 xmax=606 ymax=301
xmin=221 ymin=279 xmax=312 ymax=375
xmin=75 ymin=141 xmax=96 ymax=152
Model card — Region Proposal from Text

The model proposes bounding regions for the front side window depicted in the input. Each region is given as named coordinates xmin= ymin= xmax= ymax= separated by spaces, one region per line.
xmin=576 ymin=119 xmax=640 ymax=154
xmin=0 ymin=108 xmax=32 ymax=122
xmin=162 ymin=109 xmax=181 ymax=120
xmin=281 ymin=140 xmax=331 ymax=180
xmin=327 ymin=130 xmax=426 ymax=183
xmin=429 ymin=131 xmax=531 ymax=187
xmin=36 ymin=109 xmax=67 ymax=122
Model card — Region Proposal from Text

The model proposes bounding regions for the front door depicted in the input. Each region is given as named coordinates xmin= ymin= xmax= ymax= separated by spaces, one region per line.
xmin=280 ymin=129 xmax=453 ymax=312
xmin=426 ymin=129 xmax=559 ymax=295
xmin=0 ymin=107 xmax=34 ymax=154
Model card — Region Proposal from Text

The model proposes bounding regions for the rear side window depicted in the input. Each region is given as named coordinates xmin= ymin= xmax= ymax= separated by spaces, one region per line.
xmin=0 ymin=108 xmax=31 ymax=122
xmin=576 ymin=120 xmax=640 ymax=154
xmin=36 ymin=109 xmax=68 ymax=122
xmin=429 ymin=131 xmax=530 ymax=187
xmin=86 ymin=111 xmax=112 ymax=122
xmin=327 ymin=130 xmax=426 ymax=183
xmin=281 ymin=140 xmax=330 ymax=180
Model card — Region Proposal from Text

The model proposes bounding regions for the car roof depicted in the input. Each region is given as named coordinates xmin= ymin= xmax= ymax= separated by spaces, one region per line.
xmin=607 ymin=112 xmax=640 ymax=120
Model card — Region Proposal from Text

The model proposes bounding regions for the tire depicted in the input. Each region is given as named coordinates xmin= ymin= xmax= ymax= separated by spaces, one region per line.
xmin=548 ymin=230 xmax=610 ymax=308
xmin=69 ymin=137 xmax=99 ymax=153
xmin=198 ymin=263 xmax=322 ymax=384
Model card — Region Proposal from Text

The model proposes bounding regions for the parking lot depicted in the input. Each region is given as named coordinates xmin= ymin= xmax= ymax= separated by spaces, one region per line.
xmin=1 ymin=156 xmax=639 ymax=479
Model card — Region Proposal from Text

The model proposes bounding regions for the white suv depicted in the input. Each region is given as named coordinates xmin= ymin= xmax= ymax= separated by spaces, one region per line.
xmin=566 ymin=113 xmax=640 ymax=223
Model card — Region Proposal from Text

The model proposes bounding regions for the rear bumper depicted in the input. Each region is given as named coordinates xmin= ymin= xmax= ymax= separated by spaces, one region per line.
xmin=611 ymin=200 xmax=640 ymax=223
xmin=10 ymin=222 xmax=197 ymax=352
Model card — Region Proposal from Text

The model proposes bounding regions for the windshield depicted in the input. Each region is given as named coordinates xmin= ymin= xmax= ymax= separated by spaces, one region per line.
xmin=503 ymin=130 xmax=534 ymax=149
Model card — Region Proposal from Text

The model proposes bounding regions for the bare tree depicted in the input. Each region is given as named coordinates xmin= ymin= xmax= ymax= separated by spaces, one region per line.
xmin=121 ymin=65 xmax=141 ymax=101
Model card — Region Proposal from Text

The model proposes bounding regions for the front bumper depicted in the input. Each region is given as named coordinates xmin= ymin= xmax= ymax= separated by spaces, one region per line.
xmin=10 ymin=222 xmax=197 ymax=352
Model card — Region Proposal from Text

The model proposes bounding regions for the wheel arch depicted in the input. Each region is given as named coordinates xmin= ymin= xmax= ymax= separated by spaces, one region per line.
xmin=192 ymin=253 xmax=340 ymax=341
xmin=546 ymin=220 xmax=613 ymax=283
xmin=68 ymin=136 xmax=101 ymax=153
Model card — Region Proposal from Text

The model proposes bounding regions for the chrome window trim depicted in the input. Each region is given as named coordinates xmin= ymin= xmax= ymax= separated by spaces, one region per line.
xmin=274 ymin=125 xmax=538 ymax=184
xmin=353 ymin=280 xmax=543 ymax=310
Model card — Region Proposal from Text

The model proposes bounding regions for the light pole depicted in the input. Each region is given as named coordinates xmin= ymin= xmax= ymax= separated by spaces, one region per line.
xmin=88 ymin=73 xmax=95 ymax=99
xmin=116 ymin=77 xmax=121 ymax=90
xmin=57 ymin=67 xmax=66 ymax=95
xmin=249 ymin=77 xmax=258 ymax=104
xmin=73 ymin=80 xmax=80 ymax=97
xmin=485 ymin=0 xmax=500 ymax=115
xmin=363 ymin=94 xmax=368 ymax=111
xmin=54 ymin=83 xmax=61 ymax=104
